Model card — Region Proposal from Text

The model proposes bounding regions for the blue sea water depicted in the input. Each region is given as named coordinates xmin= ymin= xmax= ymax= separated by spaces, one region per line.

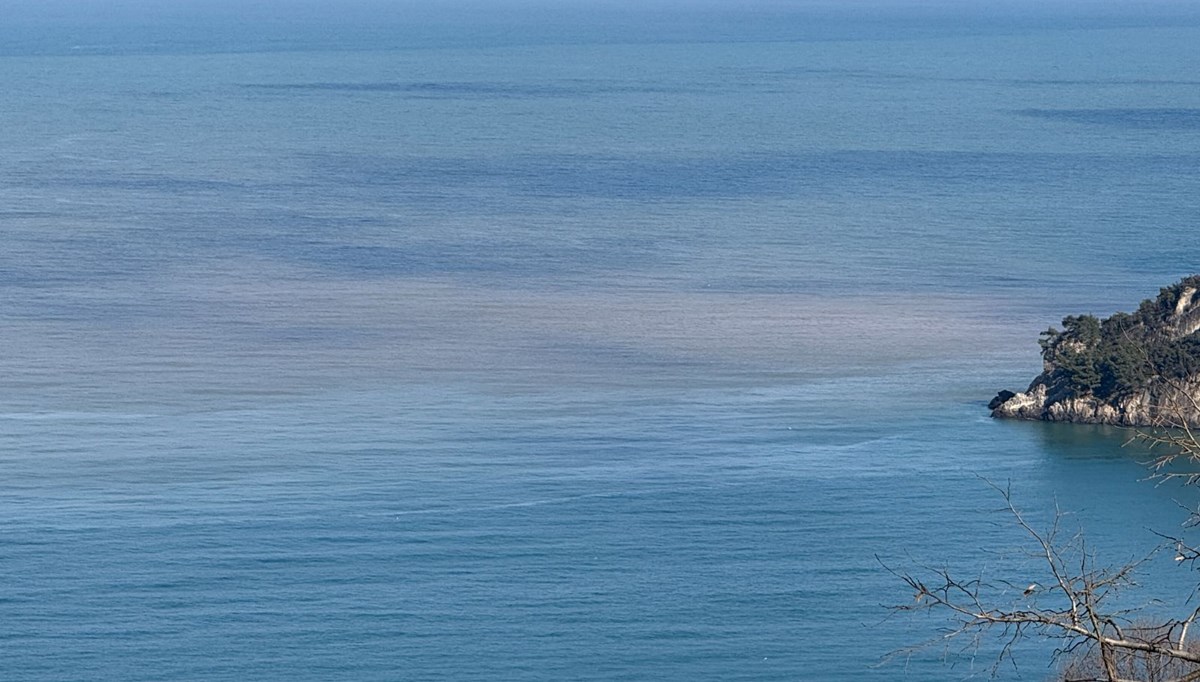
xmin=4 ymin=2 xmax=1200 ymax=679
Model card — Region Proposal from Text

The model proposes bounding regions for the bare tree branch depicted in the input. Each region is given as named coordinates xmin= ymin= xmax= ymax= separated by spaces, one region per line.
xmin=885 ymin=481 xmax=1200 ymax=681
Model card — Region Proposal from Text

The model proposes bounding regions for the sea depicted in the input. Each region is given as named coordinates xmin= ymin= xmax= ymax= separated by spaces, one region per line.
xmin=3 ymin=1 xmax=1200 ymax=679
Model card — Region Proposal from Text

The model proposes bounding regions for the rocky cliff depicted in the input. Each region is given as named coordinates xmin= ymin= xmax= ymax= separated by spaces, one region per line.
xmin=991 ymin=276 xmax=1200 ymax=427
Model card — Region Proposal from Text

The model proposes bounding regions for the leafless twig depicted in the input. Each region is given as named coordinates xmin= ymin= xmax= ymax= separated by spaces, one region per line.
xmin=885 ymin=482 xmax=1200 ymax=681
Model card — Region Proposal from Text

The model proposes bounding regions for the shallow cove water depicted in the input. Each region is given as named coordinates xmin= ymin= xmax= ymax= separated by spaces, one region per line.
xmin=3 ymin=2 xmax=1200 ymax=679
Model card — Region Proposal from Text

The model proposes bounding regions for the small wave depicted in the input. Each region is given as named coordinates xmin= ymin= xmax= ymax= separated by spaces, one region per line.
xmin=1015 ymin=107 xmax=1200 ymax=129
xmin=385 ymin=490 xmax=643 ymax=518
xmin=0 ymin=411 xmax=156 ymax=421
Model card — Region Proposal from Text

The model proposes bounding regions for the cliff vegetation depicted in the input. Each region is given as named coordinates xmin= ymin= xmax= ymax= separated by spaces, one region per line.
xmin=991 ymin=276 xmax=1200 ymax=426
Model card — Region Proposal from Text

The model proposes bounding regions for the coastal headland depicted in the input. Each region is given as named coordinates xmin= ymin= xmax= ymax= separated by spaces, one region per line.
xmin=992 ymin=276 xmax=1200 ymax=427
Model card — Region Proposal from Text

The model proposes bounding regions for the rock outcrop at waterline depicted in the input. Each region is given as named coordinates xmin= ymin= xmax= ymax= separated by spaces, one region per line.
xmin=991 ymin=276 xmax=1200 ymax=427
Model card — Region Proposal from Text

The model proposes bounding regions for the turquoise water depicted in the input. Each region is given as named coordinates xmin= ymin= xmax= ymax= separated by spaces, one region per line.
xmin=3 ymin=3 xmax=1200 ymax=679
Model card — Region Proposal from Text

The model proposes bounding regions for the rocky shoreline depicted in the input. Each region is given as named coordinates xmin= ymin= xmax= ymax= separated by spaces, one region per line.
xmin=991 ymin=277 xmax=1200 ymax=427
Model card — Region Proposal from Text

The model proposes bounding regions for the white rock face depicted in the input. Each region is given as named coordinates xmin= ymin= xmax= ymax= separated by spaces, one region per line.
xmin=992 ymin=376 xmax=1200 ymax=427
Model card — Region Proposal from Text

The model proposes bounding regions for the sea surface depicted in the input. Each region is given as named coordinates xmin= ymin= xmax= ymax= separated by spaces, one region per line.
xmin=3 ymin=2 xmax=1200 ymax=679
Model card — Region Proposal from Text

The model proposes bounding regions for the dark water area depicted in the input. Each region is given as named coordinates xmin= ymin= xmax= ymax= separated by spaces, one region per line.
xmin=2 ymin=2 xmax=1200 ymax=680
